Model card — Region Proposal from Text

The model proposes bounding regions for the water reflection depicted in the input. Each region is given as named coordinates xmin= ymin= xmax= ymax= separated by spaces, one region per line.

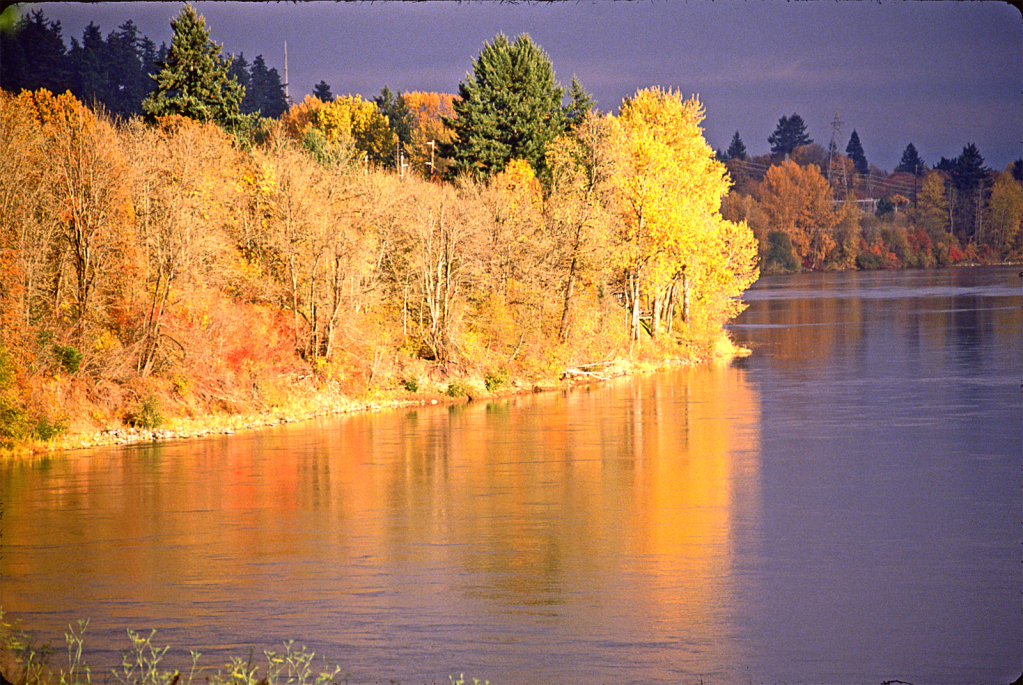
xmin=1 ymin=363 xmax=760 ymax=685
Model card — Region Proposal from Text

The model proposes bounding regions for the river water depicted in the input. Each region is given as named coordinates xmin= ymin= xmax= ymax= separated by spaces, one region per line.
xmin=1 ymin=266 xmax=1020 ymax=685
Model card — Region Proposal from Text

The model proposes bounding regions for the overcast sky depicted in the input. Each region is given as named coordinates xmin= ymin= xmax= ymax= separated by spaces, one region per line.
xmin=26 ymin=0 xmax=1023 ymax=172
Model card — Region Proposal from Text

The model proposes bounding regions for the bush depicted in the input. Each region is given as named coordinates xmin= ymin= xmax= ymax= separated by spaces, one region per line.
xmin=53 ymin=345 xmax=83 ymax=374
xmin=126 ymin=394 xmax=164 ymax=430
xmin=402 ymin=377 xmax=420 ymax=393
xmin=484 ymin=368 xmax=509 ymax=392
xmin=446 ymin=380 xmax=469 ymax=398
xmin=765 ymin=231 xmax=800 ymax=271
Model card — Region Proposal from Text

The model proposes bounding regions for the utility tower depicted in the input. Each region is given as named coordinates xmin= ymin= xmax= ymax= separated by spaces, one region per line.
xmin=284 ymin=41 xmax=291 ymax=106
xmin=826 ymin=113 xmax=849 ymax=201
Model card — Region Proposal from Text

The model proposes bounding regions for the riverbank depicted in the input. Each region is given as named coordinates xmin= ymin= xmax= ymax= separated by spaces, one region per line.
xmin=3 ymin=334 xmax=747 ymax=458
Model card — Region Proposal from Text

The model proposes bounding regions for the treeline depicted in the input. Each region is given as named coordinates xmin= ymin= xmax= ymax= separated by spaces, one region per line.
xmin=719 ymin=117 xmax=1023 ymax=271
xmin=0 ymin=9 xmax=288 ymax=120
xmin=0 ymin=8 xmax=757 ymax=447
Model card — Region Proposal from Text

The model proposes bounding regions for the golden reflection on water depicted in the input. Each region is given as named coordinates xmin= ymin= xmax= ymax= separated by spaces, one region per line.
xmin=1 ymin=362 xmax=761 ymax=683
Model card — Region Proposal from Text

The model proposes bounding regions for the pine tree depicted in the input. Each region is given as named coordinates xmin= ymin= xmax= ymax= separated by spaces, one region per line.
xmin=563 ymin=76 xmax=595 ymax=131
xmin=444 ymin=33 xmax=565 ymax=178
xmin=768 ymin=113 xmax=812 ymax=158
xmin=142 ymin=4 xmax=244 ymax=128
xmin=726 ymin=131 xmax=747 ymax=160
xmin=374 ymin=85 xmax=414 ymax=147
xmin=312 ymin=80 xmax=334 ymax=102
xmin=845 ymin=129 xmax=868 ymax=175
xmin=243 ymin=54 xmax=287 ymax=118
xmin=894 ymin=143 xmax=925 ymax=176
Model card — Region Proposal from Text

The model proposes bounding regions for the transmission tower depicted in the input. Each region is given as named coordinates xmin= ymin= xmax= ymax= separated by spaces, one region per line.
xmin=827 ymin=113 xmax=849 ymax=201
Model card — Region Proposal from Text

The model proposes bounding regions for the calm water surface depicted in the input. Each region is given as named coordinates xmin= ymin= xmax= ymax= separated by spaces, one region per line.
xmin=2 ymin=266 xmax=1020 ymax=685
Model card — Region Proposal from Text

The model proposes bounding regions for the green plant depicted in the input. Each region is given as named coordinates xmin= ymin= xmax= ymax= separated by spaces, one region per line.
xmin=446 ymin=380 xmax=469 ymax=398
xmin=32 ymin=416 xmax=68 ymax=442
xmin=59 ymin=619 xmax=91 ymax=685
xmin=52 ymin=345 xmax=83 ymax=374
xmin=483 ymin=368 xmax=509 ymax=392
xmin=126 ymin=395 xmax=164 ymax=430
xmin=1 ymin=607 xmax=54 ymax=685
xmin=402 ymin=377 xmax=420 ymax=393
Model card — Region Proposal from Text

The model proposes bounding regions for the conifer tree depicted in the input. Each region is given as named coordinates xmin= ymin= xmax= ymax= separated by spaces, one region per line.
xmin=312 ymin=80 xmax=334 ymax=102
xmin=142 ymin=4 xmax=244 ymax=128
xmin=894 ymin=142 xmax=925 ymax=176
xmin=845 ymin=129 xmax=868 ymax=175
xmin=563 ymin=76 xmax=595 ymax=131
xmin=243 ymin=54 xmax=287 ymax=118
xmin=444 ymin=33 xmax=565 ymax=178
xmin=726 ymin=131 xmax=747 ymax=160
xmin=374 ymin=85 xmax=414 ymax=148
xmin=768 ymin=113 xmax=812 ymax=158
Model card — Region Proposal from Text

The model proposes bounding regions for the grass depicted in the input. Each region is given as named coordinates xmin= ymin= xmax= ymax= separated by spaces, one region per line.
xmin=0 ymin=610 xmax=347 ymax=685
xmin=0 ymin=609 xmax=491 ymax=685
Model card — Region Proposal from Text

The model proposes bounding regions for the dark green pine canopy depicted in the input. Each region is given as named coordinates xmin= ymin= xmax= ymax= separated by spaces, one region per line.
xmin=445 ymin=33 xmax=565 ymax=179
xmin=142 ymin=4 xmax=244 ymax=128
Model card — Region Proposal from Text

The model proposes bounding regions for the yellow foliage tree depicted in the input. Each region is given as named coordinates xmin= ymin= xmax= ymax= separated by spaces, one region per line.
xmin=312 ymin=95 xmax=396 ymax=166
xmin=757 ymin=159 xmax=838 ymax=269
xmin=612 ymin=88 xmax=756 ymax=344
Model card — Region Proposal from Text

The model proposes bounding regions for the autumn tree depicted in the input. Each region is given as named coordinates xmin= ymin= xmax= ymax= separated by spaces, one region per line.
xmin=142 ymin=5 xmax=245 ymax=129
xmin=404 ymin=91 xmax=457 ymax=177
xmin=124 ymin=116 xmax=241 ymax=374
xmin=757 ymin=159 xmax=838 ymax=269
xmin=986 ymin=172 xmax=1023 ymax=255
xmin=445 ymin=33 xmax=565 ymax=178
xmin=312 ymin=94 xmax=397 ymax=167
xmin=917 ymin=170 xmax=950 ymax=238
xmin=545 ymin=111 xmax=620 ymax=344
xmin=613 ymin=88 xmax=757 ymax=342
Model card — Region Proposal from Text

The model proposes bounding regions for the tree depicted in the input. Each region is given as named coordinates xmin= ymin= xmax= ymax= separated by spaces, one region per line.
xmin=0 ymin=11 xmax=70 ymax=95
xmin=917 ymin=170 xmax=950 ymax=238
xmin=894 ymin=143 xmax=925 ymax=176
xmin=242 ymin=54 xmax=287 ymax=118
xmin=142 ymin=5 xmax=245 ymax=129
xmin=374 ymin=85 xmax=414 ymax=167
xmin=726 ymin=131 xmax=747 ymax=161
xmin=949 ymin=143 xmax=989 ymax=240
xmin=986 ymin=172 xmax=1023 ymax=255
xmin=445 ymin=33 xmax=565 ymax=179
xmin=312 ymin=81 xmax=334 ymax=103
xmin=312 ymin=95 xmax=397 ymax=166
xmin=845 ymin=129 xmax=868 ymax=176
xmin=562 ymin=76 xmax=595 ymax=132
xmin=612 ymin=88 xmax=757 ymax=341
xmin=757 ymin=160 xmax=837 ymax=269
xmin=768 ymin=113 xmax=812 ymax=158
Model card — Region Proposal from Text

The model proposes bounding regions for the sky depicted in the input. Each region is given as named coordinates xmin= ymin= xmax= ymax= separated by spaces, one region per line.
xmin=22 ymin=0 xmax=1023 ymax=172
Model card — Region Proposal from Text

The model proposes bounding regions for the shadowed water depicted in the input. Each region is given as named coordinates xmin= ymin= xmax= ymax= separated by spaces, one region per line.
xmin=1 ymin=266 xmax=1020 ymax=685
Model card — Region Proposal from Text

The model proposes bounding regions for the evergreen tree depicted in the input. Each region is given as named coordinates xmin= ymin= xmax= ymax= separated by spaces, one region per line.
xmin=142 ymin=4 xmax=245 ymax=128
xmin=949 ymin=143 xmax=990 ymax=240
xmin=229 ymin=53 xmax=251 ymax=97
xmin=1011 ymin=158 xmax=1023 ymax=184
xmin=726 ymin=131 xmax=747 ymax=161
xmin=243 ymin=54 xmax=287 ymax=118
xmin=374 ymin=85 xmax=414 ymax=146
xmin=845 ymin=129 xmax=868 ymax=175
xmin=444 ymin=33 xmax=565 ymax=178
xmin=0 ymin=10 xmax=70 ymax=94
xmin=312 ymin=80 xmax=334 ymax=102
xmin=106 ymin=21 xmax=151 ymax=118
xmin=768 ymin=113 xmax=812 ymax=158
xmin=894 ymin=143 xmax=925 ymax=176
xmin=562 ymin=76 xmax=595 ymax=131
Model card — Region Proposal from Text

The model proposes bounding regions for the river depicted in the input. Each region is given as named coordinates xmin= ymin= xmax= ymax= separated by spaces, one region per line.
xmin=1 ymin=266 xmax=1020 ymax=685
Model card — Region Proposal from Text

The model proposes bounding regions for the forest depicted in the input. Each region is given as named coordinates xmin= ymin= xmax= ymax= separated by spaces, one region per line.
xmin=2 ymin=7 xmax=1021 ymax=451
xmin=1 ymin=7 xmax=762 ymax=450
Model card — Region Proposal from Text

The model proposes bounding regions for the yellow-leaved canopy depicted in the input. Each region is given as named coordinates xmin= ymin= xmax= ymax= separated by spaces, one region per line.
xmin=612 ymin=87 xmax=758 ymax=342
